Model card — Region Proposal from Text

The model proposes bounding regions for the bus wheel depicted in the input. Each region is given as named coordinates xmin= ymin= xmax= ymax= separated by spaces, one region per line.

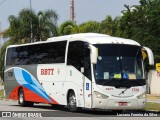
xmin=26 ymin=101 xmax=34 ymax=107
xmin=68 ymin=92 xmax=78 ymax=112
xmin=18 ymin=88 xmax=34 ymax=107
xmin=112 ymin=110 xmax=123 ymax=113
xmin=18 ymin=88 xmax=27 ymax=107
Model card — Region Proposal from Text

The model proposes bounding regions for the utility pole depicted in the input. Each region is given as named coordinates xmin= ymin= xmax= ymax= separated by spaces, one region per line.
xmin=70 ymin=0 xmax=75 ymax=22
xmin=30 ymin=0 xmax=32 ymax=10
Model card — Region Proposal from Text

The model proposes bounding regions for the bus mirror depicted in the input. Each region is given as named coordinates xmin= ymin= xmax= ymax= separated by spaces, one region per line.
xmin=89 ymin=45 xmax=97 ymax=64
xmin=81 ymin=67 xmax=84 ymax=73
xmin=142 ymin=47 xmax=154 ymax=66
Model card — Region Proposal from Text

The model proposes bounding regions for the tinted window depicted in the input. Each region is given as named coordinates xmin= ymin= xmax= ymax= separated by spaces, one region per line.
xmin=6 ymin=41 xmax=67 ymax=65
xmin=93 ymin=44 xmax=145 ymax=87
xmin=84 ymin=48 xmax=91 ymax=80
xmin=6 ymin=48 xmax=12 ymax=65
xmin=67 ymin=41 xmax=85 ymax=70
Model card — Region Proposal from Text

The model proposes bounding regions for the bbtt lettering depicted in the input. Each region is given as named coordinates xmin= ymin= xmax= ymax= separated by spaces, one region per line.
xmin=41 ymin=68 xmax=54 ymax=75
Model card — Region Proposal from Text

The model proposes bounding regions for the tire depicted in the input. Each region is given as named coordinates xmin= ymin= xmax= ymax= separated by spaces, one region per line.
xmin=18 ymin=88 xmax=26 ymax=106
xmin=112 ymin=110 xmax=123 ymax=113
xmin=26 ymin=101 xmax=34 ymax=107
xmin=18 ymin=88 xmax=33 ymax=107
xmin=68 ymin=92 xmax=79 ymax=112
xmin=51 ymin=104 xmax=59 ymax=109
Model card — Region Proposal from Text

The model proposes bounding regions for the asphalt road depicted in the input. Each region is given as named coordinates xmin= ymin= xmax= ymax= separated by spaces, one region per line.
xmin=0 ymin=100 xmax=159 ymax=120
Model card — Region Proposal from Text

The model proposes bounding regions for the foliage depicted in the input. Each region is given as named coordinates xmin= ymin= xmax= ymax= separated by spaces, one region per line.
xmin=100 ymin=15 xmax=119 ymax=36
xmin=79 ymin=21 xmax=101 ymax=33
xmin=1 ymin=0 xmax=160 ymax=74
xmin=0 ymin=40 xmax=13 ymax=78
xmin=0 ymin=8 xmax=59 ymax=78
xmin=118 ymin=0 xmax=160 ymax=63
xmin=0 ymin=90 xmax=4 ymax=98
xmin=3 ymin=8 xmax=58 ymax=43
xmin=58 ymin=20 xmax=79 ymax=35
xmin=145 ymin=102 xmax=160 ymax=111
xmin=36 ymin=10 xmax=58 ymax=40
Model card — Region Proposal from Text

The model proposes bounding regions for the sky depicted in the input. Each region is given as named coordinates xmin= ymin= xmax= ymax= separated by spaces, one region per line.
xmin=0 ymin=0 xmax=140 ymax=31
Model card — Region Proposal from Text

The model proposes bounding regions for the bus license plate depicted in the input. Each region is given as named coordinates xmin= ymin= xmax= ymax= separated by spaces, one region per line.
xmin=118 ymin=102 xmax=128 ymax=106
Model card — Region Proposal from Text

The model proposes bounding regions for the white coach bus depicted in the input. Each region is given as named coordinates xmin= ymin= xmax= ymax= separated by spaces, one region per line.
xmin=4 ymin=33 xmax=154 ymax=112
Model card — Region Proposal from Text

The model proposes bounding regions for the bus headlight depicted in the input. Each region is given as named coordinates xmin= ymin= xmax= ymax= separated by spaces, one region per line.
xmin=94 ymin=91 xmax=109 ymax=99
xmin=137 ymin=93 xmax=146 ymax=99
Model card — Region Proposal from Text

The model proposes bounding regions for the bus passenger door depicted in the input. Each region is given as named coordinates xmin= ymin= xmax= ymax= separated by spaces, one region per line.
xmin=83 ymin=47 xmax=92 ymax=108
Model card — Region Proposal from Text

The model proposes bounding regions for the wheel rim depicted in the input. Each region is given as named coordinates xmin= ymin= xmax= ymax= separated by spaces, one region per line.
xmin=69 ymin=94 xmax=76 ymax=109
xmin=19 ymin=92 xmax=24 ymax=103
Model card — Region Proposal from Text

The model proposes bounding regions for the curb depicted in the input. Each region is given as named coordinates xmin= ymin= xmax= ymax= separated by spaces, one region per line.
xmin=147 ymin=100 xmax=160 ymax=104
xmin=148 ymin=110 xmax=160 ymax=112
xmin=0 ymin=97 xmax=18 ymax=102
xmin=147 ymin=94 xmax=160 ymax=100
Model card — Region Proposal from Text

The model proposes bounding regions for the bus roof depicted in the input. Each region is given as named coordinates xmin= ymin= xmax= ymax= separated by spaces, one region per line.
xmin=47 ymin=33 xmax=140 ymax=46
xmin=7 ymin=33 xmax=140 ymax=48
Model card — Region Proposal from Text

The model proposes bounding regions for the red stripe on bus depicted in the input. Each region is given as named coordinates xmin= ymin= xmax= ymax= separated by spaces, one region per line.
xmin=8 ymin=86 xmax=19 ymax=100
xmin=8 ymin=86 xmax=59 ymax=104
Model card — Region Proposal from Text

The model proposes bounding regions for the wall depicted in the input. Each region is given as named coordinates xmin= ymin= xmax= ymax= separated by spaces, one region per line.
xmin=147 ymin=70 xmax=160 ymax=95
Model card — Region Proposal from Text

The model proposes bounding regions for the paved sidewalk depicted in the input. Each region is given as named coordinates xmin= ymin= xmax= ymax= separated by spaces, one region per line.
xmin=147 ymin=99 xmax=160 ymax=104
xmin=147 ymin=94 xmax=160 ymax=103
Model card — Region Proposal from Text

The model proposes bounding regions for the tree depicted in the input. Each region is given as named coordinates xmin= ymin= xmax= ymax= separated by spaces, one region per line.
xmin=3 ymin=8 xmax=58 ymax=43
xmin=79 ymin=21 xmax=101 ymax=33
xmin=0 ymin=40 xmax=13 ymax=78
xmin=0 ymin=9 xmax=59 ymax=78
xmin=118 ymin=0 xmax=160 ymax=63
xmin=58 ymin=20 xmax=79 ymax=35
xmin=36 ymin=10 xmax=58 ymax=41
xmin=100 ymin=15 xmax=119 ymax=36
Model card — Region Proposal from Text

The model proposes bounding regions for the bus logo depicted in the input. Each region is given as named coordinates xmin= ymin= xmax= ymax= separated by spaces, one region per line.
xmin=41 ymin=68 xmax=54 ymax=75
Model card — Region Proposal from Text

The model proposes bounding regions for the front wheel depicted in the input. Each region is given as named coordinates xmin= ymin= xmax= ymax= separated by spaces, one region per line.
xmin=68 ymin=92 xmax=79 ymax=112
xmin=112 ymin=110 xmax=123 ymax=113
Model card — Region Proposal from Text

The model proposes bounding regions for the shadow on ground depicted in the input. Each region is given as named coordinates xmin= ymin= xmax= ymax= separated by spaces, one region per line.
xmin=9 ymin=103 xmax=160 ymax=117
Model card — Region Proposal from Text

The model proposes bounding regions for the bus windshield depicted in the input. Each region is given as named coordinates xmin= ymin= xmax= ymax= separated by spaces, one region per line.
xmin=93 ymin=44 xmax=145 ymax=87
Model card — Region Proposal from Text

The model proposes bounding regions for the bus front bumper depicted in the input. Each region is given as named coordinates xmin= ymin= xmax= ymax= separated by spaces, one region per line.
xmin=92 ymin=98 xmax=147 ymax=110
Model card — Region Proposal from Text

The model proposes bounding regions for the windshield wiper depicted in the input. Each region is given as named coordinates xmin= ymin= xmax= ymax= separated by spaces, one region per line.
xmin=119 ymin=87 xmax=130 ymax=95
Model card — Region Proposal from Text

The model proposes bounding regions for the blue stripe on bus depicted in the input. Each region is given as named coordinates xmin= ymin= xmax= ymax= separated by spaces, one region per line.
xmin=13 ymin=67 xmax=52 ymax=103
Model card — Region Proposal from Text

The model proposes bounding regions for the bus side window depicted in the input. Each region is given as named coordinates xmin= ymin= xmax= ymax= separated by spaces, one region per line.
xmin=67 ymin=41 xmax=84 ymax=71
xmin=6 ymin=48 xmax=13 ymax=66
xmin=6 ymin=41 xmax=67 ymax=66
xmin=11 ymin=48 xmax=19 ymax=65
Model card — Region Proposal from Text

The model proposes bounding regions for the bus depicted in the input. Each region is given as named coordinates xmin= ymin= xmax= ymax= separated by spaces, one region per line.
xmin=4 ymin=33 xmax=154 ymax=112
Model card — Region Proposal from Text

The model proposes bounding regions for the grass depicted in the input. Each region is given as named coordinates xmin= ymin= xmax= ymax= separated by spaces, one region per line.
xmin=0 ymin=89 xmax=4 ymax=98
xmin=145 ymin=102 xmax=160 ymax=111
